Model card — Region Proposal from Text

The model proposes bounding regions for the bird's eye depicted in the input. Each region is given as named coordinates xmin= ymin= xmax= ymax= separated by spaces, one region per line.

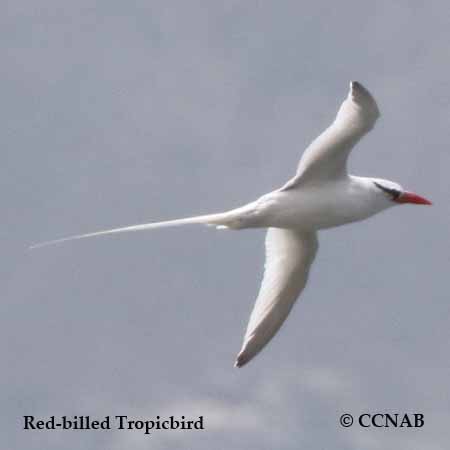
xmin=374 ymin=182 xmax=401 ymax=200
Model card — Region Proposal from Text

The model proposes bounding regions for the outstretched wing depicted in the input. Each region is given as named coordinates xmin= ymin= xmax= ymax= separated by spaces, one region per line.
xmin=282 ymin=81 xmax=380 ymax=190
xmin=235 ymin=228 xmax=318 ymax=367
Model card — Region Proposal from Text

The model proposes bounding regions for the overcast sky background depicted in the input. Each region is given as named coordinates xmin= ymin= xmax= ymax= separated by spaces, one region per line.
xmin=2 ymin=1 xmax=450 ymax=449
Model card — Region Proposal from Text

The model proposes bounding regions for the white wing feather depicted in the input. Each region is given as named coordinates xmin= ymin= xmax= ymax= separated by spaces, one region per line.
xmin=282 ymin=81 xmax=380 ymax=189
xmin=235 ymin=228 xmax=318 ymax=367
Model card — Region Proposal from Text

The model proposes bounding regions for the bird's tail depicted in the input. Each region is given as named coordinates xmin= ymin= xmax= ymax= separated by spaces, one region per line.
xmin=29 ymin=205 xmax=253 ymax=250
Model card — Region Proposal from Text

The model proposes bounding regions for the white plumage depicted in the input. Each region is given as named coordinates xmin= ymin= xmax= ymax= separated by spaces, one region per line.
xmin=31 ymin=82 xmax=431 ymax=367
xmin=235 ymin=229 xmax=318 ymax=367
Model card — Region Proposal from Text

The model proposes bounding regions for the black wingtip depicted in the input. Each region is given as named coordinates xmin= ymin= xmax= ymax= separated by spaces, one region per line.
xmin=234 ymin=354 xmax=245 ymax=368
xmin=348 ymin=80 xmax=380 ymax=118
xmin=350 ymin=80 xmax=372 ymax=98
xmin=350 ymin=80 xmax=366 ymax=93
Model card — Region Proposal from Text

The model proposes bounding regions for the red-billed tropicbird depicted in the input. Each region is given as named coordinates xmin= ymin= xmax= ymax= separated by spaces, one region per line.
xmin=31 ymin=82 xmax=431 ymax=367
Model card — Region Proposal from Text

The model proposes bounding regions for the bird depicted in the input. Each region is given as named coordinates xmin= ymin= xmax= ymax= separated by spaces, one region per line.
xmin=31 ymin=81 xmax=431 ymax=368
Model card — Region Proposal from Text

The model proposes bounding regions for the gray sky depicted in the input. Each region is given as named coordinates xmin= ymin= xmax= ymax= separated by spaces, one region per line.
xmin=3 ymin=1 xmax=450 ymax=449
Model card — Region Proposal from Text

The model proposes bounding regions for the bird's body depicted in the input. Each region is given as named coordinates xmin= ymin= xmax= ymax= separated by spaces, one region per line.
xmin=231 ymin=175 xmax=390 ymax=231
xmin=32 ymin=82 xmax=431 ymax=368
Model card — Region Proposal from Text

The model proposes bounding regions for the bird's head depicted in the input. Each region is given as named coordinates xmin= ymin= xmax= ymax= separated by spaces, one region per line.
xmin=372 ymin=179 xmax=432 ymax=206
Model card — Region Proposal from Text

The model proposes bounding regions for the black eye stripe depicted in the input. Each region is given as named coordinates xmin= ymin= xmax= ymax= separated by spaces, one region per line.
xmin=391 ymin=190 xmax=401 ymax=200
xmin=374 ymin=182 xmax=401 ymax=199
